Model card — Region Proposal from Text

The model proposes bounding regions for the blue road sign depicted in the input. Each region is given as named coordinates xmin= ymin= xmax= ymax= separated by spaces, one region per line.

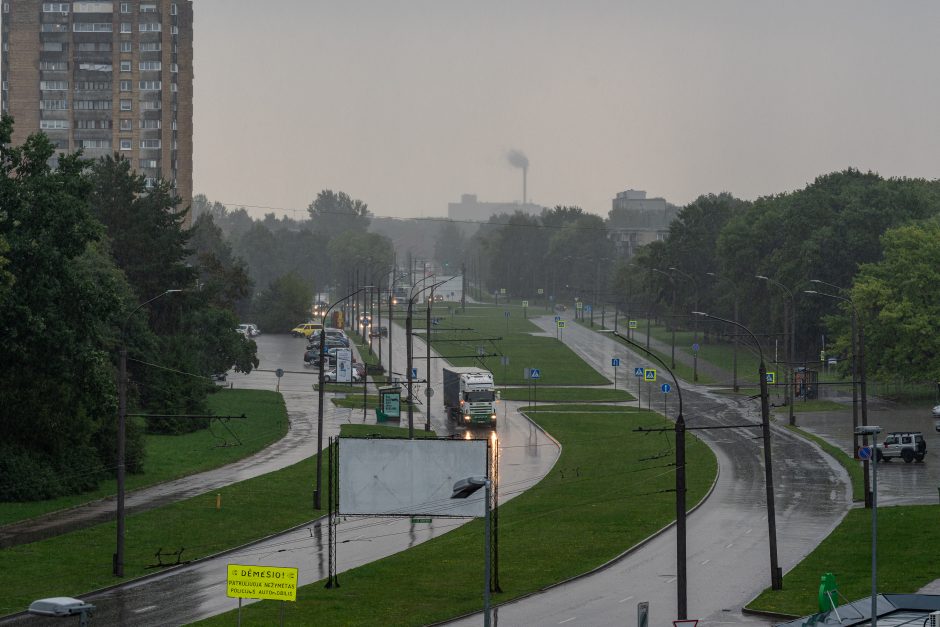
xmin=858 ymin=446 xmax=873 ymax=461
xmin=585 ymin=305 xmax=593 ymax=313
xmin=661 ymin=383 xmax=671 ymax=393
xmin=765 ymin=372 xmax=776 ymax=384
xmin=634 ymin=367 xmax=645 ymax=377
xmin=692 ymin=343 xmax=700 ymax=352
xmin=644 ymin=369 xmax=657 ymax=382
xmin=504 ymin=311 xmax=511 ymax=318
xmin=611 ymin=358 xmax=621 ymax=367
xmin=554 ymin=315 xmax=561 ymax=322
xmin=529 ymin=369 xmax=541 ymax=379
xmin=411 ymin=367 xmax=418 ymax=379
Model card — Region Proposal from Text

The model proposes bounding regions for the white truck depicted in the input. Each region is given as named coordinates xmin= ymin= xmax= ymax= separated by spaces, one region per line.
xmin=442 ymin=366 xmax=497 ymax=427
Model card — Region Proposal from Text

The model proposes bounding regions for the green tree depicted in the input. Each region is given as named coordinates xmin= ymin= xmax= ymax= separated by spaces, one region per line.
xmin=0 ymin=116 xmax=137 ymax=499
xmin=307 ymin=189 xmax=371 ymax=239
xmin=251 ymin=273 xmax=314 ymax=333
xmin=849 ymin=219 xmax=940 ymax=381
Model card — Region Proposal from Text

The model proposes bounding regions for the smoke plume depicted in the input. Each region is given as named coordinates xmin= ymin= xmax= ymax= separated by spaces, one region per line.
xmin=507 ymin=149 xmax=529 ymax=170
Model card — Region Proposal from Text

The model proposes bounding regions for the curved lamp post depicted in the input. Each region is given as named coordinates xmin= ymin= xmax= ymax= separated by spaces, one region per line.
xmin=805 ymin=285 xmax=871 ymax=508
xmin=612 ymin=330 xmax=688 ymax=618
xmin=692 ymin=311 xmax=783 ymax=590
xmin=652 ymin=268 xmax=676 ymax=368
xmin=315 ymin=286 xmax=372 ymax=510
xmin=409 ymin=278 xmax=450 ymax=435
xmin=405 ymin=275 xmax=438 ymax=438
xmin=670 ymin=267 xmax=700 ymax=381
xmin=756 ymin=275 xmax=796 ymax=426
xmin=115 ymin=288 xmax=182 ymax=577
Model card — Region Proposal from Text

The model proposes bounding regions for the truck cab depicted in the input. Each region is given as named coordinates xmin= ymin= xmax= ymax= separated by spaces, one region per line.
xmin=443 ymin=367 xmax=497 ymax=427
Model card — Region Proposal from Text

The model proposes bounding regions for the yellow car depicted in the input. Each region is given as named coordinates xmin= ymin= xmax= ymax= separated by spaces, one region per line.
xmin=291 ymin=322 xmax=323 ymax=338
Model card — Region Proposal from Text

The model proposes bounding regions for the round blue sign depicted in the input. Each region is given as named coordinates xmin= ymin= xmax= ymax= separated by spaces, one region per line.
xmin=858 ymin=445 xmax=873 ymax=460
xmin=692 ymin=343 xmax=700 ymax=352
xmin=661 ymin=383 xmax=671 ymax=393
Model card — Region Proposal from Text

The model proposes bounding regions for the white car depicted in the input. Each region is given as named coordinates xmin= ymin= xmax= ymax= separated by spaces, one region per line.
xmin=237 ymin=323 xmax=260 ymax=337
xmin=932 ymin=404 xmax=940 ymax=418
xmin=323 ymin=368 xmax=362 ymax=383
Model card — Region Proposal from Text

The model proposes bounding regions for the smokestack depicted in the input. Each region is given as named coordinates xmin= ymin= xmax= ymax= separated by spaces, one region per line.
xmin=507 ymin=149 xmax=529 ymax=205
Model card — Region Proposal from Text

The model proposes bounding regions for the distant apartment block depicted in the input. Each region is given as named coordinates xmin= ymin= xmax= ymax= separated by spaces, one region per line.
xmin=1 ymin=1 xmax=194 ymax=223
xmin=607 ymin=190 xmax=680 ymax=257
xmin=447 ymin=194 xmax=544 ymax=222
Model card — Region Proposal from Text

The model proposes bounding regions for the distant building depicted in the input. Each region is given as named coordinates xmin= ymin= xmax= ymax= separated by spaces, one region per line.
xmin=447 ymin=194 xmax=543 ymax=222
xmin=1 ymin=0 xmax=194 ymax=224
xmin=606 ymin=190 xmax=680 ymax=258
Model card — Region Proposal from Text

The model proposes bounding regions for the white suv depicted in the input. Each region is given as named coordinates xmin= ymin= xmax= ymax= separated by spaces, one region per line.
xmin=876 ymin=431 xmax=926 ymax=463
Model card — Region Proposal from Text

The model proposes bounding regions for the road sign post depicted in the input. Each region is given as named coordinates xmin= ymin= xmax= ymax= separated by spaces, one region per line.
xmin=634 ymin=367 xmax=645 ymax=409
xmin=612 ymin=358 xmax=620 ymax=390
xmin=662 ymin=382 xmax=671 ymax=413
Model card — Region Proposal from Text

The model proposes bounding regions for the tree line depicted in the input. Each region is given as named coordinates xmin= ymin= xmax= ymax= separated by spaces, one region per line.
xmin=0 ymin=116 xmax=256 ymax=501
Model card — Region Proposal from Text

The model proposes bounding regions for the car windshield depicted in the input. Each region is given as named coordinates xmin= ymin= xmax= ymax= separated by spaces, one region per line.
xmin=465 ymin=390 xmax=495 ymax=402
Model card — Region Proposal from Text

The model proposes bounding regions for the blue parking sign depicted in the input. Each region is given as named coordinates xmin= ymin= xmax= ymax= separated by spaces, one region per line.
xmin=611 ymin=358 xmax=620 ymax=367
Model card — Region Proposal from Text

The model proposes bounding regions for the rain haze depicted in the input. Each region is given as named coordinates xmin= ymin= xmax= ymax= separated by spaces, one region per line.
xmin=193 ymin=1 xmax=940 ymax=219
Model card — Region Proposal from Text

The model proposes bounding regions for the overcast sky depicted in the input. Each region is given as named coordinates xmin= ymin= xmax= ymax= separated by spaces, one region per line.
xmin=191 ymin=2 xmax=938 ymax=219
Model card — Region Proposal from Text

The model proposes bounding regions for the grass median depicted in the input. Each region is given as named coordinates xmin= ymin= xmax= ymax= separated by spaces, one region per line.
xmin=413 ymin=303 xmax=609 ymax=386
xmin=747 ymin=504 xmax=940 ymax=618
xmin=0 ymin=389 xmax=289 ymax=527
xmin=197 ymin=404 xmax=717 ymax=626
xmin=498 ymin=386 xmax=634 ymax=403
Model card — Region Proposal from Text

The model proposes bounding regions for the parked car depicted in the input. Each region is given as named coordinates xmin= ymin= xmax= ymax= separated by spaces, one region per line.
xmin=291 ymin=322 xmax=323 ymax=338
xmin=932 ymin=404 xmax=940 ymax=418
xmin=237 ymin=323 xmax=260 ymax=337
xmin=369 ymin=326 xmax=388 ymax=338
xmin=876 ymin=431 xmax=926 ymax=463
xmin=322 ymin=368 xmax=362 ymax=383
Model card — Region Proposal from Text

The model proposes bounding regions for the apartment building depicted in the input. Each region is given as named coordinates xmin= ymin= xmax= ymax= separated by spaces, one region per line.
xmin=1 ymin=1 xmax=193 ymax=222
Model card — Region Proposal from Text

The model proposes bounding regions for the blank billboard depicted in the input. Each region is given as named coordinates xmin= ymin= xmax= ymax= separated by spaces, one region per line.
xmin=338 ymin=438 xmax=488 ymax=517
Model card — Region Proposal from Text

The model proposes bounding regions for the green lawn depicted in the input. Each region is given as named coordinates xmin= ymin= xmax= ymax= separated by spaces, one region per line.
xmin=0 ymin=389 xmax=289 ymax=527
xmin=498 ymin=386 xmax=634 ymax=403
xmin=748 ymin=505 xmax=940 ymax=617
xmin=197 ymin=405 xmax=717 ymax=626
xmin=413 ymin=303 xmax=608 ymax=386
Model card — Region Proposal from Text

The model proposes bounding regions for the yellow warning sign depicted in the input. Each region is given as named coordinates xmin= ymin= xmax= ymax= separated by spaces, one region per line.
xmin=227 ymin=564 xmax=298 ymax=601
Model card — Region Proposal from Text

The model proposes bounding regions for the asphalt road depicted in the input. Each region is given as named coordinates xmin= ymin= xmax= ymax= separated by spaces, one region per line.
xmin=2 ymin=329 xmax=559 ymax=626
xmin=448 ymin=316 xmax=852 ymax=627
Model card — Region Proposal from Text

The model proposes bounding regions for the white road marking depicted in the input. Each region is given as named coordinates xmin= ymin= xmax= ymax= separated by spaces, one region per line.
xmin=666 ymin=577 xmax=677 ymax=583
xmin=725 ymin=543 xmax=734 ymax=548
xmin=134 ymin=606 xmax=157 ymax=614
xmin=701 ymin=559 xmax=710 ymax=565
xmin=745 ymin=528 xmax=752 ymax=535
xmin=618 ymin=596 xmax=634 ymax=603
xmin=559 ymin=617 xmax=576 ymax=624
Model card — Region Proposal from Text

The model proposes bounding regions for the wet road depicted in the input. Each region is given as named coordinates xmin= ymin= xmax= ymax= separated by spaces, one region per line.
xmin=2 ymin=330 xmax=559 ymax=626
xmin=794 ymin=406 xmax=940 ymax=506
xmin=448 ymin=316 xmax=851 ymax=627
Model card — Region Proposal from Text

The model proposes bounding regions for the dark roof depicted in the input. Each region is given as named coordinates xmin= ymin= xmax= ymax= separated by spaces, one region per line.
xmin=775 ymin=593 xmax=940 ymax=626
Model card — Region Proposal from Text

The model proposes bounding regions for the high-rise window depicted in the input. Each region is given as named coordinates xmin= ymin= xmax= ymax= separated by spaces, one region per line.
xmin=120 ymin=99 xmax=132 ymax=111
xmin=40 ymin=119 xmax=69 ymax=129
xmin=42 ymin=3 xmax=70 ymax=12
xmin=139 ymin=80 xmax=161 ymax=90
xmin=140 ymin=139 xmax=161 ymax=149
xmin=39 ymin=81 xmax=68 ymax=90
xmin=73 ymin=23 xmax=114 ymax=32
xmin=139 ymin=23 xmax=162 ymax=32
xmin=119 ymin=139 xmax=132 ymax=150
xmin=139 ymin=61 xmax=162 ymax=71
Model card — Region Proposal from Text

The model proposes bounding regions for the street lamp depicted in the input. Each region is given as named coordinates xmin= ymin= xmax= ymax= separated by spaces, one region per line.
xmin=705 ymin=272 xmax=740 ymax=392
xmin=692 ymin=311 xmax=783 ymax=590
xmin=315 ymin=287 xmax=372 ymax=510
xmin=451 ymin=476 xmax=492 ymax=627
xmin=409 ymin=278 xmax=450 ymax=435
xmin=805 ymin=285 xmax=872 ymax=508
xmin=652 ymin=269 xmax=676 ymax=369
xmin=115 ymin=288 xmax=182 ymax=577
xmin=670 ymin=267 xmax=700 ymax=381
xmin=612 ymin=330 xmax=688 ymax=618
xmin=856 ymin=424 xmax=882 ymax=626
xmin=756 ymin=275 xmax=796 ymax=426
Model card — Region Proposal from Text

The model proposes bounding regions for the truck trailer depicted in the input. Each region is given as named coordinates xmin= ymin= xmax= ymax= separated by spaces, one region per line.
xmin=442 ymin=366 xmax=497 ymax=426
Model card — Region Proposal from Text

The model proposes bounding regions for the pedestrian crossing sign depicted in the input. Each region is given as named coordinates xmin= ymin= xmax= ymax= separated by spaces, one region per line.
xmin=645 ymin=369 xmax=657 ymax=382
xmin=634 ymin=367 xmax=645 ymax=377
xmin=765 ymin=372 xmax=776 ymax=384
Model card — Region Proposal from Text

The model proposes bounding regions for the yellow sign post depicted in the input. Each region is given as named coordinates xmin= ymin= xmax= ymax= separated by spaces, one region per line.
xmin=227 ymin=564 xmax=298 ymax=601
